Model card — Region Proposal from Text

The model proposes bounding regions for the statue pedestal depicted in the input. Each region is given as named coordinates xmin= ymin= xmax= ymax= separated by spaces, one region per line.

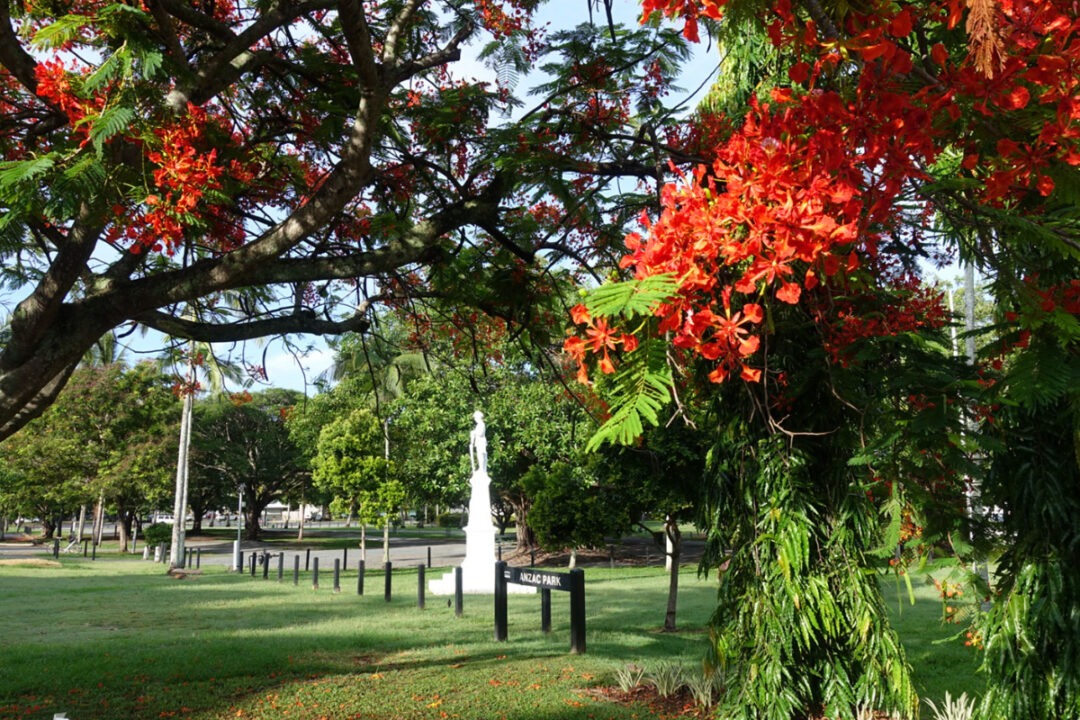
xmin=429 ymin=469 xmax=534 ymax=595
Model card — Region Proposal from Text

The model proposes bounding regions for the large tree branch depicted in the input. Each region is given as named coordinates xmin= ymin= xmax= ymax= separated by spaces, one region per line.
xmin=0 ymin=4 xmax=39 ymax=93
xmin=167 ymin=1 xmax=337 ymax=110
xmin=109 ymin=190 xmax=502 ymax=309
xmin=2 ymin=204 xmax=104 ymax=368
xmin=338 ymin=0 xmax=381 ymax=87
xmin=381 ymin=0 xmax=423 ymax=66
xmin=134 ymin=308 xmax=371 ymax=342
xmin=390 ymin=24 xmax=473 ymax=83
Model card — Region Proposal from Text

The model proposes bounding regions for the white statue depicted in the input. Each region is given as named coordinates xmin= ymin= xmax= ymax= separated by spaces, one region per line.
xmin=469 ymin=410 xmax=488 ymax=475
xmin=427 ymin=409 xmax=531 ymax=595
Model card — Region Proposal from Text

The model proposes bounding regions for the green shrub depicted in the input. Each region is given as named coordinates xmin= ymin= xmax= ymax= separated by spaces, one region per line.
xmin=436 ymin=512 xmax=463 ymax=528
xmin=142 ymin=523 xmax=171 ymax=546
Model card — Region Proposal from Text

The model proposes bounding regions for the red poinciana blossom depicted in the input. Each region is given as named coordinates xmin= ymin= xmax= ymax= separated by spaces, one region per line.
xmin=567 ymin=0 xmax=1079 ymax=388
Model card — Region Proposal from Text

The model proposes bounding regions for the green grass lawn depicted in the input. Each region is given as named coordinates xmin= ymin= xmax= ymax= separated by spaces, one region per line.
xmin=0 ymin=556 xmax=983 ymax=719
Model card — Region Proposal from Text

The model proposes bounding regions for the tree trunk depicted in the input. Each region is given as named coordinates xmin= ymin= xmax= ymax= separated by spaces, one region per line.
xmin=382 ymin=520 xmax=390 ymax=565
xmin=663 ymin=515 xmax=681 ymax=632
xmin=169 ymin=384 xmax=193 ymax=568
xmin=118 ymin=510 xmax=133 ymax=553
xmin=76 ymin=504 xmax=88 ymax=543
xmin=243 ymin=509 xmax=261 ymax=540
xmin=569 ymin=547 xmax=577 ymax=569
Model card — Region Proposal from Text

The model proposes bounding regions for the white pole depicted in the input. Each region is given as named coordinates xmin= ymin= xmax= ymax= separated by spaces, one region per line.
xmin=232 ymin=485 xmax=244 ymax=571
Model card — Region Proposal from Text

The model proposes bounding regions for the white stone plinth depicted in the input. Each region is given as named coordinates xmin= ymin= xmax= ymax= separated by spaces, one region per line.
xmin=429 ymin=468 xmax=534 ymax=595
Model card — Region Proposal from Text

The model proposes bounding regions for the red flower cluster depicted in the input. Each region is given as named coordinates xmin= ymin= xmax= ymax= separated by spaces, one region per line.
xmin=567 ymin=0 xmax=1079 ymax=388
xmin=105 ymin=104 xmax=250 ymax=255
xmin=563 ymin=304 xmax=638 ymax=385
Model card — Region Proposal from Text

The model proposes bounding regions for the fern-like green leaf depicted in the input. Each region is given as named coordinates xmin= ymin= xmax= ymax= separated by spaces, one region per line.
xmin=0 ymin=155 xmax=57 ymax=189
xmin=586 ymin=335 xmax=672 ymax=451
xmin=88 ymin=106 xmax=136 ymax=156
xmin=84 ymin=51 xmax=124 ymax=93
xmin=32 ymin=15 xmax=91 ymax=49
xmin=584 ymin=274 xmax=679 ymax=320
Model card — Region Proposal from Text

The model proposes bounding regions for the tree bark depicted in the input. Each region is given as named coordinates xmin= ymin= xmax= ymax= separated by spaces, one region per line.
xmin=663 ymin=515 xmax=681 ymax=632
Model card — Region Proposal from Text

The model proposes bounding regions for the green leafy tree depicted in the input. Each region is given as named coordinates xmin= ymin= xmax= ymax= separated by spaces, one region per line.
xmin=392 ymin=361 xmax=593 ymax=549
xmin=0 ymin=362 xmax=179 ymax=544
xmin=312 ymin=407 xmax=391 ymax=556
xmin=190 ymin=390 xmax=305 ymax=540
xmin=523 ymin=461 xmax=628 ymax=565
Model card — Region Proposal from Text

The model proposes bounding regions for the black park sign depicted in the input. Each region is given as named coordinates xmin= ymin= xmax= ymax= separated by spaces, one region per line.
xmin=494 ymin=561 xmax=585 ymax=654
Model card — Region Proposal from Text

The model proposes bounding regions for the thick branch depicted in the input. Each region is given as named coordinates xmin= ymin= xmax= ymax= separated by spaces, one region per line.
xmin=2 ymin=204 xmax=103 ymax=368
xmin=381 ymin=0 xmax=423 ymax=66
xmin=0 ymin=4 xmax=39 ymax=93
xmin=390 ymin=24 xmax=473 ymax=83
xmin=156 ymin=0 xmax=234 ymax=42
xmin=135 ymin=309 xmax=371 ymax=342
xmin=338 ymin=0 xmax=380 ymax=86
xmin=114 ymin=191 xmax=498 ymax=310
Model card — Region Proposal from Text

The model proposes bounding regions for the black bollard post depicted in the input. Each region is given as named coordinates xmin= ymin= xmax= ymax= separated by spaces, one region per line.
xmin=384 ymin=561 xmax=392 ymax=602
xmin=333 ymin=559 xmax=341 ymax=593
xmin=494 ymin=561 xmax=508 ymax=641
xmin=262 ymin=552 xmax=270 ymax=580
xmin=417 ymin=564 xmax=425 ymax=609
xmin=531 ymin=548 xmax=535 ymax=567
xmin=293 ymin=554 xmax=300 ymax=586
xmin=238 ymin=550 xmax=245 ymax=573
xmin=497 ymin=542 xmax=502 ymax=561
xmin=83 ymin=539 xmax=89 ymax=557
xmin=312 ymin=557 xmax=320 ymax=590
xmin=249 ymin=553 xmax=257 ymax=576
xmin=343 ymin=547 xmax=348 ymax=569
xmin=569 ymin=569 xmax=586 ymax=654
xmin=357 ymin=560 xmax=365 ymax=595
xmin=196 ymin=548 xmax=202 ymax=569
xmin=91 ymin=542 xmax=96 ymax=561
xmin=541 ymin=588 xmax=552 ymax=633
xmin=276 ymin=552 xmax=283 ymax=581
xmin=427 ymin=546 xmax=432 ymax=568
xmin=454 ymin=567 xmax=463 ymax=617
xmin=53 ymin=538 xmax=59 ymax=559
xmin=305 ymin=548 xmax=311 ymax=572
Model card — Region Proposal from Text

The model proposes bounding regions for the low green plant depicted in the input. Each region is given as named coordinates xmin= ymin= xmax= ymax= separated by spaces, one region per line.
xmin=615 ymin=663 xmax=646 ymax=693
xmin=646 ymin=660 xmax=685 ymax=697
xmin=924 ymin=691 xmax=976 ymax=720
xmin=684 ymin=666 xmax=723 ymax=708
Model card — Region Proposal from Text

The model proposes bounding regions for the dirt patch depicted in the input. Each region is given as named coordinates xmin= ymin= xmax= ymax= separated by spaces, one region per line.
xmin=579 ymin=685 xmax=713 ymax=719
xmin=503 ymin=536 xmax=705 ymax=569
xmin=582 ymin=685 xmax=901 ymax=719
xmin=0 ymin=558 xmax=62 ymax=568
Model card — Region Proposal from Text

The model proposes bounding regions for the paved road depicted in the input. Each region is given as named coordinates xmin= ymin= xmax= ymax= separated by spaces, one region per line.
xmin=0 ymin=535 xmax=475 ymax=570
xmin=187 ymin=536 xmax=469 ymax=571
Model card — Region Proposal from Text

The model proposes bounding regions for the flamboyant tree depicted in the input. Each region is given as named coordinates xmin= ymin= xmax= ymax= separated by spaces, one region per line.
xmin=566 ymin=0 xmax=1079 ymax=718
xmin=0 ymin=0 xmax=698 ymax=440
